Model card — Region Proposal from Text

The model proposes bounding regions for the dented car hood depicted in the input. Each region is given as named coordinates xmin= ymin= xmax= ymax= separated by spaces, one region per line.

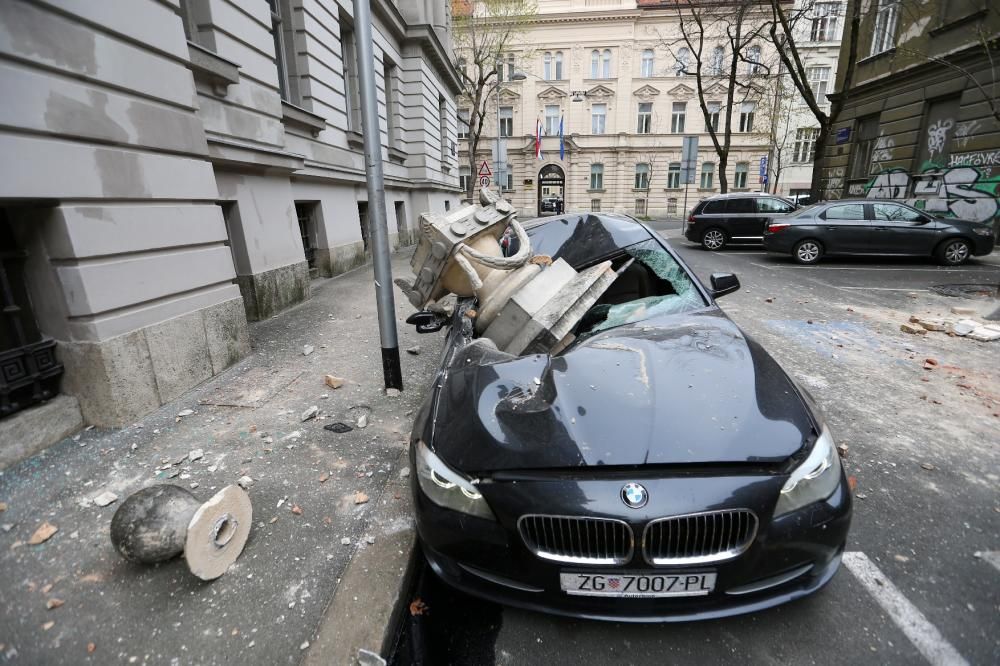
xmin=430 ymin=309 xmax=815 ymax=473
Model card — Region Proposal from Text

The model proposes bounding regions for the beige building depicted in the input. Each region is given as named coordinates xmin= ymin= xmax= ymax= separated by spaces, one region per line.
xmin=0 ymin=0 xmax=461 ymax=436
xmin=456 ymin=0 xmax=781 ymax=218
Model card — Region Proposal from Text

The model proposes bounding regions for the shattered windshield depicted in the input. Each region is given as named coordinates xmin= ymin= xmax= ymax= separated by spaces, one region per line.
xmin=576 ymin=240 xmax=704 ymax=337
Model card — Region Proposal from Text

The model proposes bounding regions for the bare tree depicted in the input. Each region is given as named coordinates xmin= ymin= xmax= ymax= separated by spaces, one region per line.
xmin=768 ymin=0 xmax=862 ymax=198
xmin=662 ymin=0 xmax=776 ymax=193
xmin=452 ymin=0 xmax=536 ymax=201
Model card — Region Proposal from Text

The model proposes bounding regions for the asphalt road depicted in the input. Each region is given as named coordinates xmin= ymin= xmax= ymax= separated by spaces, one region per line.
xmin=393 ymin=221 xmax=1000 ymax=666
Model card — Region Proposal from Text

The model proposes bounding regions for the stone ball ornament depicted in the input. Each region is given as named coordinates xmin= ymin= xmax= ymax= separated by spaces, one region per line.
xmin=110 ymin=484 xmax=253 ymax=580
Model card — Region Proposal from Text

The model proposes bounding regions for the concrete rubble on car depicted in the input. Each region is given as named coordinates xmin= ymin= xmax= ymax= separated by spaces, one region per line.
xmin=395 ymin=188 xmax=616 ymax=355
xmin=905 ymin=315 xmax=1000 ymax=342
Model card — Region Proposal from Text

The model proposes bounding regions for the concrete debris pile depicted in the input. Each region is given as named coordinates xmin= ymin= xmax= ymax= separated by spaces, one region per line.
xmin=396 ymin=188 xmax=616 ymax=355
xmin=110 ymin=484 xmax=252 ymax=580
xmin=903 ymin=315 xmax=1000 ymax=342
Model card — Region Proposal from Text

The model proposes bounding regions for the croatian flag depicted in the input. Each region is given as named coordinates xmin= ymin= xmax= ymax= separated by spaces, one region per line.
xmin=559 ymin=115 xmax=565 ymax=161
xmin=535 ymin=118 xmax=543 ymax=160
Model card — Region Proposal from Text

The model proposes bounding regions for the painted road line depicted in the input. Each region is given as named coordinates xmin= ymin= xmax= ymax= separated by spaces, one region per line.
xmin=837 ymin=286 xmax=930 ymax=291
xmin=974 ymin=550 xmax=1000 ymax=573
xmin=751 ymin=263 xmax=995 ymax=272
xmin=843 ymin=552 xmax=969 ymax=666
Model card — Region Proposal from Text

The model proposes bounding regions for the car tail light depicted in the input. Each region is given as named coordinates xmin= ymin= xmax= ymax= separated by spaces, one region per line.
xmin=687 ymin=214 xmax=696 ymax=223
xmin=768 ymin=222 xmax=790 ymax=233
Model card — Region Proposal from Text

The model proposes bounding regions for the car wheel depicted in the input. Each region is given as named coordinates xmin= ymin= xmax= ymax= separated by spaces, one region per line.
xmin=936 ymin=238 xmax=971 ymax=266
xmin=792 ymin=239 xmax=823 ymax=265
xmin=701 ymin=228 xmax=727 ymax=251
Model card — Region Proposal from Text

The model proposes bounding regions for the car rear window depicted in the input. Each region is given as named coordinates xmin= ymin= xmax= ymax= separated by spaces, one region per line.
xmin=702 ymin=200 xmax=726 ymax=214
xmin=756 ymin=197 xmax=795 ymax=213
xmin=727 ymin=198 xmax=755 ymax=214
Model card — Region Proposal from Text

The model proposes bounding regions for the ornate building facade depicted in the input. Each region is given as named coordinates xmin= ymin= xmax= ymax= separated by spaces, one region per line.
xmin=456 ymin=0 xmax=787 ymax=218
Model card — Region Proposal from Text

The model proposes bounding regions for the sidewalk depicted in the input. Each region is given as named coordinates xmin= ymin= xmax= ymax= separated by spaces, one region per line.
xmin=0 ymin=249 xmax=441 ymax=665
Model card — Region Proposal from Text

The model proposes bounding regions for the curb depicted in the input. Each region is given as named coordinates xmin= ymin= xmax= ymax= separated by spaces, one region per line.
xmin=302 ymin=452 xmax=416 ymax=666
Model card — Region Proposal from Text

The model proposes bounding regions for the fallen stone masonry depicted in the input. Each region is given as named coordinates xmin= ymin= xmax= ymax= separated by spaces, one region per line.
xmin=904 ymin=315 xmax=1000 ymax=342
xmin=395 ymin=188 xmax=616 ymax=355
xmin=110 ymin=484 xmax=252 ymax=580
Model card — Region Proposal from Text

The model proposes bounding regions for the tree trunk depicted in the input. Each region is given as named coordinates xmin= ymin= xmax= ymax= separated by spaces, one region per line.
xmin=810 ymin=123 xmax=831 ymax=200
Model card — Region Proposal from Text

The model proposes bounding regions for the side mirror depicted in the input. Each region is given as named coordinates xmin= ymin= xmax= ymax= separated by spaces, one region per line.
xmin=710 ymin=273 xmax=740 ymax=299
xmin=406 ymin=310 xmax=447 ymax=334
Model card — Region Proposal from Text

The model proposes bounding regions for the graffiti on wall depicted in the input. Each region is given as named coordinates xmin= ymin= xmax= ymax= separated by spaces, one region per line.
xmin=864 ymin=164 xmax=1000 ymax=225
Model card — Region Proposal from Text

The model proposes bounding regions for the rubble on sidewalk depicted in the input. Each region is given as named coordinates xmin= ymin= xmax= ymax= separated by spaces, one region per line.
xmin=904 ymin=314 xmax=1000 ymax=342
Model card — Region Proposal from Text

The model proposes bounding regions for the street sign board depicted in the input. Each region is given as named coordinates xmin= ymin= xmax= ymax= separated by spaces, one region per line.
xmin=836 ymin=127 xmax=851 ymax=144
xmin=479 ymin=176 xmax=491 ymax=188
xmin=681 ymin=136 xmax=698 ymax=185
xmin=478 ymin=161 xmax=492 ymax=177
xmin=759 ymin=156 xmax=768 ymax=177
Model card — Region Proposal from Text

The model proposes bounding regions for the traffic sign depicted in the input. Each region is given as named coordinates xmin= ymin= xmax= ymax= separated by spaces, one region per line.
xmin=478 ymin=161 xmax=492 ymax=177
xmin=759 ymin=156 xmax=768 ymax=177
xmin=479 ymin=176 xmax=491 ymax=188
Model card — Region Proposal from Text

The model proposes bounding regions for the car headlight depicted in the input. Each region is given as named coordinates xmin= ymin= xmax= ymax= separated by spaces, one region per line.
xmin=415 ymin=441 xmax=495 ymax=520
xmin=774 ymin=428 xmax=842 ymax=517
xmin=972 ymin=227 xmax=993 ymax=237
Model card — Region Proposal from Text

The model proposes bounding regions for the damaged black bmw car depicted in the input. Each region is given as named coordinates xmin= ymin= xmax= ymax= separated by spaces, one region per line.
xmin=405 ymin=211 xmax=852 ymax=622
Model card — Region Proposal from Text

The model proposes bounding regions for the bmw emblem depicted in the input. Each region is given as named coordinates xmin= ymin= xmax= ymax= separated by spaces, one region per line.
xmin=620 ymin=483 xmax=648 ymax=509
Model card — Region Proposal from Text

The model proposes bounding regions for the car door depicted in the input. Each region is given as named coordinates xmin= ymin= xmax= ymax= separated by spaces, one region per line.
xmin=818 ymin=203 xmax=871 ymax=253
xmin=726 ymin=197 xmax=762 ymax=239
xmin=755 ymin=197 xmax=796 ymax=236
xmin=869 ymin=202 xmax=940 ymax=254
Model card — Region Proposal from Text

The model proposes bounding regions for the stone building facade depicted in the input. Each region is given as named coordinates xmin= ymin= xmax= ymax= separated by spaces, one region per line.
xmin=0 ymin=0 xmax=461 ymax=429
xmin=819 ymin=0 xmax=999 ymax=228
xmin=455 ymin=0 xmax=784 ymax=218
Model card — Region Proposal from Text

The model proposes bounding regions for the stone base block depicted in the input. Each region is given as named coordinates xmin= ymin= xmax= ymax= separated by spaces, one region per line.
xmin=59 ymin=296 xmax=250 ymax=427
xmin=0 ymin=394 xmax=84 ymax=470
xmin=315 ymin=242 xmax=368 ymax=278
xmin=236 ymin=261 xmax=310 ymax=321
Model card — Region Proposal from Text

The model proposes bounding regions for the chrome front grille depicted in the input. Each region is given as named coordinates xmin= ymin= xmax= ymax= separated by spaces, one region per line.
xmin=642 ymin=510 xmax=758 ymax=565
xmin=518 ymin=514 xmax=633 ymax=565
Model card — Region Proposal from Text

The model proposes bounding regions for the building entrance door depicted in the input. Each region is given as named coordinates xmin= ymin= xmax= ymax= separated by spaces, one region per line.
xmin=537 ymin=164 xmax=565 ymax=215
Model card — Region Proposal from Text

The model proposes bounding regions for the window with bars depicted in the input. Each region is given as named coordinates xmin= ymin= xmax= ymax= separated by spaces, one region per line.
xmin=700 ymin=162 xmax=715 ymax=188
xmin=499 ymin=106 xmax=513 ymax=137
xmin=590 ymin=163 xmax=604 ymax=190
xmin=793 ymin=128 xmax=819 ymax=162
xmin=637 ymin=103 xmax=653 ymax=133
xmin=671 ymin=102 xmax=686 ymax=133
xmin=635 ymin=199 xmax=647 ymax=216
xmin=591 ymin=104 xmax=607 ymax=134
xmin=667 ymin=198 xmax=678 ymax=215
xmin=807 ymin=66 xmax=831 ymax=102
xmin=591 ymin=199 xmax=601 ymax=212
xmin=850 ymin=115 xmax=880 ymax=178
xmin=739 ymin=102 xmax=755 ymax=132
xmin=667 ymin=162 xmax=681 ymax=189
xmin=641 ymin=49 xmax=654 ymax=77
xmin=871 ymin=0 xmax=900 ymax=55
xmin=810 ymin=3 xmax=840 ymax=41
xmin=635 ymin=163 xmax=650 ymax=190
xmin=734 ymin=163 xmax=749 ymax=189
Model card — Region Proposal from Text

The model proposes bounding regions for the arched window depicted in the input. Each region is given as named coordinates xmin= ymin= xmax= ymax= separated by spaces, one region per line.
xmin=602 ymin=49 xmax=612 ymax=78
xmin=543 ymin=52 xmax=552 ymax=80
xmin=710 ymin=46 xmax=724 ymax=76
xmin=641 ymin=49 xmax=654 ymax=77
xmin=674 ymin=47 xmax=690 ymax=75
xmin=591 ymin=50 xmax=600 ymax=78
xmin=555 ymin=51 xmax=564 ymax=80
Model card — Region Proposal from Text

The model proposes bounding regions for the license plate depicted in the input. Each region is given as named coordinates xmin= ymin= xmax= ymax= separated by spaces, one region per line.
xmin=559 ymin=572 xmax=716 ymax=598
